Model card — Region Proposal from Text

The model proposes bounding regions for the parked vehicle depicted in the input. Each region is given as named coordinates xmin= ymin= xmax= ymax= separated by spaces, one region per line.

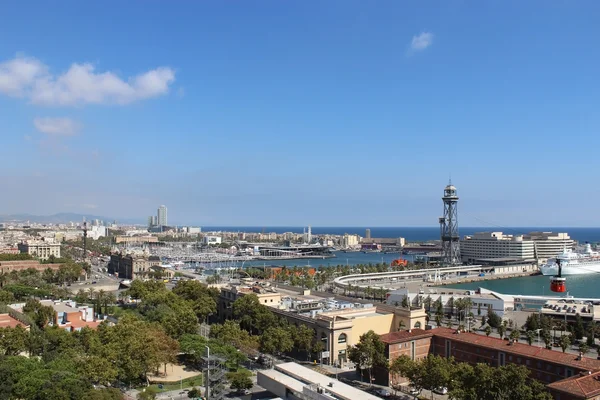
xmin=433 ymin=387 xmax=448 ymax=395
xmin=374 ymin=389 xmax=391 ymax=397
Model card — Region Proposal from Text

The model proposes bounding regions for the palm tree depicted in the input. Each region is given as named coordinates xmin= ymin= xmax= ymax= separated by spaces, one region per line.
xmin=87 ymin=288 xmax=96 ymax=304
xmin=104 ymin=292 xmax=117 ymax=315
xmin=96 ymin=289 xmax=106 ymax=315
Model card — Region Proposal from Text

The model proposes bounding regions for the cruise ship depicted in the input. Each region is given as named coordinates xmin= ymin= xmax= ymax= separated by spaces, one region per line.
xmin=539 ymin=244 xmax=600 ymax=275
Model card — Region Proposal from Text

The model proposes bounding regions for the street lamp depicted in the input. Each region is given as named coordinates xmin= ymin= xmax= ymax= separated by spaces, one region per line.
xmin=179 ymin=376 xmax=183 ymax=399
xmin=205 ymin=345 xmax=210 ymax=400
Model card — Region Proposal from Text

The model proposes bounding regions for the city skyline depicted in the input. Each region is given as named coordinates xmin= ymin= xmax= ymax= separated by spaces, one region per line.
xmin=2 ymin=2 xmax=600 ymax=226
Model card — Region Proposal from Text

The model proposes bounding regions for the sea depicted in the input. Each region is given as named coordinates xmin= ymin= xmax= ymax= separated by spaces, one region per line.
xmin=202 ymin=226 xmax=600 ymax=243
xmin=201 ymin=226 xmax=600 ymax=298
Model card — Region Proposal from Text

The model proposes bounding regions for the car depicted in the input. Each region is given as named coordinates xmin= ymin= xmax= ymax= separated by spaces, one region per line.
xmin=238 ymin=389 xmax=251 ymax=395
xmin=433 ymin=387 xmax=448 ymax=395
xmin=374 ymin=389 xmax=391 ymax=397
xmin=92 ymin=281 xmax=97 ymax=284
xmin=409 ymin=387 xmax=422 ymax=395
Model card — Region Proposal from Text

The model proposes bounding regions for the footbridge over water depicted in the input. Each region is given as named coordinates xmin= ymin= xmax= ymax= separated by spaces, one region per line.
xmin=333 ymin=265 xmax=493 ymax=288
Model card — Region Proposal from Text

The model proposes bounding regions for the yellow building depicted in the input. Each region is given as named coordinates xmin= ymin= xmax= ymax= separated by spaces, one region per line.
xmin=270 ymin=296 xmax=426 ymax=367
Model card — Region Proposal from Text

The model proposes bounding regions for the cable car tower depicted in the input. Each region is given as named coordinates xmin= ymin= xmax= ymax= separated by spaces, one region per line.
xmin=439 ymin=182 xmax=460 ymax=266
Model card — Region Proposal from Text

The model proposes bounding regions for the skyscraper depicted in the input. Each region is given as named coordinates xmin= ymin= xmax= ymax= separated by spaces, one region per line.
xmin=365 ymin=228 xmax=371 ymax=239
xmin=157 ymin=205 xmax=168 ymax=226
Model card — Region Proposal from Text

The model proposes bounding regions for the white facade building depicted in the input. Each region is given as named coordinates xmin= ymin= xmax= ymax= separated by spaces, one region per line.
xmin=460 ymin=232 xmax=535 ymax=263
xmin=523 ymin=231 xmax=573 ymax=259
xmin=203 ymin=235 xmax=222 ymax=245
xmin=386 ymin=288 xmax=509 ymax=317
xmin=18 ymin=239 xmax=61 ymax=260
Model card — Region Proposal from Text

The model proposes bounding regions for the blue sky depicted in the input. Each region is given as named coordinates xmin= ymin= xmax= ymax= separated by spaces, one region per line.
xmin=1 ymin=1 xmax=599 ymax=226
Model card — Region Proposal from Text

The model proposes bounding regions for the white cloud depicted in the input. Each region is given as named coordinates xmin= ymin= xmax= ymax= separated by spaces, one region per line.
xmin=410 ymin=32 xmax=434 ymax=51
xmin=34 ymin=117 xmax=81 ymax=136
xmin=0 ymin=54 xmax=175 ymax=106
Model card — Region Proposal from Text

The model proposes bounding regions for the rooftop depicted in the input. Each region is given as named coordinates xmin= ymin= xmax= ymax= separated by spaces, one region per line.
xmin=548 ymin=370 xmax=600 ymax=399
xmin=379 ymin=329 xmax=433 ymax=344
xmin=433 ymin=328 xmax=600 ymax=371
xmin=274 ymin=362 xmax=381 ymax=400
xmin=0 ymin=313 xmax=29 ymax=329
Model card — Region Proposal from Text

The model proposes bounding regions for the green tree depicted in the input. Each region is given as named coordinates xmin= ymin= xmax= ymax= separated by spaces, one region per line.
xmin=227 ymin=368 xmax=254 ymax=392
xmin=78 ymin=355 xmax=119 ymax=385
xmin=293 ymin=324 xmax=315 ymax=360
xmin=0 ymin=326 xmax=28 ymax=355
xmin=0 ymin=290 xmax=15 ymax=304
xmin=347 ymin=330 xmax=386 ymax=385
xmin=559 ymin=334 xmax=571 ymax=353
xmin=486 ymin=307 xmax=502 ymax=329
xmin=449 ymin=362 xmax=552 ymax=400
xmin=484 ymin=326 xmax=492 ymax=337
xmin=210 ymin=320 xmax=259 ymax=350
xmin=23 ymin=299 xmax=55 ymax=329
xmin=509 ymin=329 xmax=520 ymax=342
xmin=573 ymin=314 xmax=585 ymax=340
xmin=579 ymin=343 xmax=589 ymax=356
xmin=260 ymin=326 xmax=294 ymax=356
xmin=188 ymin=387 xmax=202 ymax=398
xmin=526 ymin=330 xmax=536 ymax=345
xmin=405 ymin=355 xmax=452 ymax=400
xmin=389 ymin=354 xmax=414 ymax=387
xmin=497 ymin=325 xmax=506 ymax=339
xmin=172 ymin=280 xmax=218 ymax=322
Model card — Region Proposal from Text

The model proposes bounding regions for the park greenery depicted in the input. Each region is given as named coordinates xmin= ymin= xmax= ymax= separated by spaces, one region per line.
xmin=390 ymin=353 xmax=553 ymax=400
xmin=0 ymin=269 xmax=248 ymax=400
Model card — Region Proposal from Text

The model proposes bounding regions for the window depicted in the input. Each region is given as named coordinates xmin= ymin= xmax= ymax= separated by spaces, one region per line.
xmin=414 ymin=321 xmax=422 ymax=329
xmin=338 ymin=333 xmax=347 ymax=344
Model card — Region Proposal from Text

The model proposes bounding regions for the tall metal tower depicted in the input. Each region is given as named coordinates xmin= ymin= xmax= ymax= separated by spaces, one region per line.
xmin=439 ymin=183 xmax=460 ymax=266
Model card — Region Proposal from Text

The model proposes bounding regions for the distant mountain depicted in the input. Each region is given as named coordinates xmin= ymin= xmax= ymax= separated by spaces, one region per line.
xmin=0 ymin=213 xmax=144 ymax=225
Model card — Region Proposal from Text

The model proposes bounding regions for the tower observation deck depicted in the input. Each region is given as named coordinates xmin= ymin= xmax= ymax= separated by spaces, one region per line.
xmin=439 ymin=183 xmax=460 ymax=266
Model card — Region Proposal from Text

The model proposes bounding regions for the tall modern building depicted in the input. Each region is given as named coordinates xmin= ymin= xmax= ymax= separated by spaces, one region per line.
xmin=439 ymin=183 xmax=460 ymax=266
xmin=157 ymin=205 xmax=168 ymax=226
xmin=365 ymin=228 xmax=371 ymax=239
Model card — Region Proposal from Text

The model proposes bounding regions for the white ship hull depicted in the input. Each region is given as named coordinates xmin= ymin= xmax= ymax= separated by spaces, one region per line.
xmin=539 ymin=244 xmax=600 ymax=276
xmin=539 ymin=262 xmax=600 ymax=276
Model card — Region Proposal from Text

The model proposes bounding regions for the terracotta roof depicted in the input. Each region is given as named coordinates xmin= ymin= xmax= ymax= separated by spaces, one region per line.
xmin=433 ymin=328 xmax=600 ymax=371
xmin=65 ymin=319 xmax=102 ymax=330
xmin=548 ymin=370 xmax=600 ymax=399
xmin=380 ymin=329 xmax=433 ymax=343
xmin=0 ymin=313 xmax=29 ymax=329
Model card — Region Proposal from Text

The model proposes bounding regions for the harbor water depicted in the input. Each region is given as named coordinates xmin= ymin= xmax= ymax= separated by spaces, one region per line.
xmin=201 ymin=226 xmax=600 ymax=243
xmin=445 ymin=273 xmax=600 ymax=299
